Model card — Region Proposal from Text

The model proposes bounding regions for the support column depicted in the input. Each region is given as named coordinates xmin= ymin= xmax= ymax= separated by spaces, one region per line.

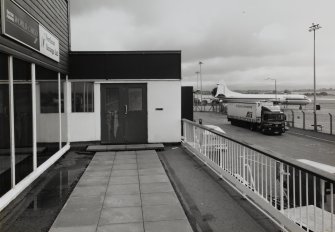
xmin=58 ymin=73 xmax=62 ymax=149
xmin=8 ymin=56 xmax=15 ymax=187
xmin=66 ymin=75 xmax=70 ymax=143
xmin=31 ymin=63 xmax=37 ymax=170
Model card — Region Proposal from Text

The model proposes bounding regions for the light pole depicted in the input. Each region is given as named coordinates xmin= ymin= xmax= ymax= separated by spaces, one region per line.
xmin=195 ymin=71 xmax=200 ymax=105
xmin=309 ymin=23 xmax=321 ymax=132
xmin=266 ymin=77 xmax=277 ymax=101
xmin=199 ymin=61 xmax=203 ymax=108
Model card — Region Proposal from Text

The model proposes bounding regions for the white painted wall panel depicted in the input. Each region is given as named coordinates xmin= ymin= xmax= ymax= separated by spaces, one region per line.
xmin=147 ymin=81 xmax=181 ymax=143
xmin=36 ymin=84 xmax=67 ymax=143
xmin=67 ymin=83 xmax=101 ymax=142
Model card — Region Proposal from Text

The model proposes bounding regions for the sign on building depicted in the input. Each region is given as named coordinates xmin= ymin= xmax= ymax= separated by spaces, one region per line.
xmin=1 ymin=0 xmax=60 ymax=62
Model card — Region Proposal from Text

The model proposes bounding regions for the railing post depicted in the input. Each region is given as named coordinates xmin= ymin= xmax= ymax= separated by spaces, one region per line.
xmin=243 ymin=147 xmax=246 ymax=182
xmin=204 ymin=129 xmax=207 ymax=156
xmin=280 ymin=162 xmax=284 ymax=213
xmin=330 ymin=113 xmax=333 ymax=135
xmin=183 ymin=121 xmax=187 ymax=142
xmin=193 ymin=125 xmax=196 ymax=147
xmin=314 ymin=112 xmax=317 ymax=131
xmin=291 ymin=110 xmax=295 ymax=128
xmin=302 ymin=111 xmax=305 ymax=130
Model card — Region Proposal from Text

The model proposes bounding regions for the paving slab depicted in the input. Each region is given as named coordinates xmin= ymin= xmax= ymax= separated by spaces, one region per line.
xmin=141 ymin=192 xmax=179 ymax=206
xmin=109 ymin=176 xmax=139 ymax=185
xmin=107 ymin=184 xmax=140 ymax=195
xmin=97 ymin=223 xmax=144 ymax=232
xmin=113 ymin=164 xmax=138 ymax=170
xmin=142 ymin=205 xmax=187 ymax=222
xmin=144 ymin=220 xmax=193 ymax=232
xmin=49 ymin=149 xmax=191 ymax=232
xmin=139 ymin=174 xmax=169 ymax=184
xmin=138 ymin=167 xmax=165 ymax=176
xmin=99 ymin=207 xmax=143 ymax=225
xmin=103 ymin=194 xmax=141 ymax=208
xmin=111 ymin=169 xmax=138 ymax=177
xmin=140 ymin=182 xmax=174 ymax=194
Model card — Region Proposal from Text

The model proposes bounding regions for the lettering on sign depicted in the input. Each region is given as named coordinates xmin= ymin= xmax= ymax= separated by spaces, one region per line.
xmin=39 ymin=25 xmax=60 ymax=62
xmin=1 ymin=0 xmax=59 ymax=62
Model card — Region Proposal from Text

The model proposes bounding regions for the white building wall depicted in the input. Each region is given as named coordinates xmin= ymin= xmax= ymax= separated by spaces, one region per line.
xmin=37 ymin=80 xmax=181 ymax=143
xmin=147 ymin=81 xmax=181 ymax=143
xmin=67 ymin=83 xmax=101 ymax=142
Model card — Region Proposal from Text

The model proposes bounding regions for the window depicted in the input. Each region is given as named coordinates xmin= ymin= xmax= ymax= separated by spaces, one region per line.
xmin=71 ymin=82 xmax=94 ymax=112
xmin=40 ymin=82 xmax=64 ymax=113
xmin=128 ymin=88 xmax=142 ymax=111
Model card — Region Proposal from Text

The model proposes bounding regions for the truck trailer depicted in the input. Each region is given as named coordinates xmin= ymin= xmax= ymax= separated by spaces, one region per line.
xmin=227 ymin=101 xmax=286 ymax=134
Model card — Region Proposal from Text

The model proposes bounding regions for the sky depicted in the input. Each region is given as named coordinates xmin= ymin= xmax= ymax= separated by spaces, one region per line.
xmin=70 ymin=0 xmax=335 ymax=91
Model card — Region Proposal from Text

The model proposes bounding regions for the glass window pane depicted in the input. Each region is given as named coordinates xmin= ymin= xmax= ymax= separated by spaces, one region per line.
xmin=14 ymin=84 xmax=33 ymax=184
xmin=105 ymin=88 xmax=120 ymax=140
xmin=37 ymin=81 xmax=60 ymax=167
xmin=71 ymin=82 xmax=94 ymax=113
xmin=128 ymin=88 xmax=142 ymax=111
xmin=40 ymin=82 xmax=64 ymax=113
xmin=0 ymin=53 xmax=8 ymax=81
xmin=0 ymin=83 xmax=11 ymax=197
xmin=13 ymin=58 xmax=30 ymax=81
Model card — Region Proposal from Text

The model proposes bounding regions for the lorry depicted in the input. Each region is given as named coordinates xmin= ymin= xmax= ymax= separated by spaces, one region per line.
xmin=227 ymin=101 xmax=286 ymax=135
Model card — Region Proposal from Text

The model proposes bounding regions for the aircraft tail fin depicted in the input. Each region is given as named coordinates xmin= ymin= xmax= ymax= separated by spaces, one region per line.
xmin=215 ymin=80 xmax=231 ymax=98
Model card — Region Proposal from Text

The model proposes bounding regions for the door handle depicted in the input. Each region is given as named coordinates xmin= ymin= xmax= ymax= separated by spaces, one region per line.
xmin=125 ymin=105 xmax=128 ymax=115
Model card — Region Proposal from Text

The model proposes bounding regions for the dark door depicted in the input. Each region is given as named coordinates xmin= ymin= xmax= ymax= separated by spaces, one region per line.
xmin=101 ymin=84 xmax=147 ymax=144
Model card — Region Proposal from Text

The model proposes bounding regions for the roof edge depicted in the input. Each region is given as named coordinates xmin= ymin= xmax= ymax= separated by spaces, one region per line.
xmin=69 ymin=50 xmax=181 ymax=55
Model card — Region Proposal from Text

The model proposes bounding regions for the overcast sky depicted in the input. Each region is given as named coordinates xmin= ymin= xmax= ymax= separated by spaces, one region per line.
xmin=70 ymin=0 xmax=335 ymax=91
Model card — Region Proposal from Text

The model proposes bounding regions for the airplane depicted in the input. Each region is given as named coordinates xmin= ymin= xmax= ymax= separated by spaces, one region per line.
xmin=214 ymin=80 xmax=311 ymax=106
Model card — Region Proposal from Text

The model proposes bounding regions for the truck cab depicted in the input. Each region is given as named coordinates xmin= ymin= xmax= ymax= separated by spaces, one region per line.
xmin=260 ymin=106 xmax=286 ymax=134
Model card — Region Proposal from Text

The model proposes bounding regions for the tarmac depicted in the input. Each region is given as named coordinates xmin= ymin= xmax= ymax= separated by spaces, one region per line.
xmin=49 ymin=150 xmax=193 ymax=232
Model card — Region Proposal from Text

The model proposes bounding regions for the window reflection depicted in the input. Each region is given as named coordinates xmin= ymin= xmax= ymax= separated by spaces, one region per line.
xmin=71 ymin=82 xmax=94 ymax=112
xmin=0 ymin=83 xmax=11 ymax=197
xmin=13 ymin=58 xmax=33 ymax=185
xmin=128 ymin=88 xmax=142 ymax=111
xmin=40 ymin=82 xmax=64 ymax=113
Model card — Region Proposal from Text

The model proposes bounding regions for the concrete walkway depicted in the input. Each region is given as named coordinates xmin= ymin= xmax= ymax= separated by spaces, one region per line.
xmin=49 ymin=150 xmax=193 ymax=232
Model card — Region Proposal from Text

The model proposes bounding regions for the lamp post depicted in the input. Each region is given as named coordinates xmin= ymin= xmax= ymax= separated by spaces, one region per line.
xmin=266 ymin=77 xmax=277 ymax=101
xmin=195 ymin=71 xmax=200 ymax=105
xmin=199 ymin=61 xmax=203 ymax=109
xmin=309 ymin=23 xmax=321 ymax=132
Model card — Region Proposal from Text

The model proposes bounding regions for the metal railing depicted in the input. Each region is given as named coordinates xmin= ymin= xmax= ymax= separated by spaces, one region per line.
xmin=182 ymin=119 xmax=335 ymax=232
xmin=193 ymin=102 xmax=226 ymax=114
xmin=283 ymin=109 xmax=334 ymax=135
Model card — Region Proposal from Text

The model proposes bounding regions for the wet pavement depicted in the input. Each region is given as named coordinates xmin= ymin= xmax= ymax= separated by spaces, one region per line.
xmin=0 ymin=150 xmax=93 ymax=232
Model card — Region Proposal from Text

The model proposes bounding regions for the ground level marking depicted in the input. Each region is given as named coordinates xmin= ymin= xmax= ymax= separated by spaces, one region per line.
xmin=287 ymin=131 xmax=335 ymax=144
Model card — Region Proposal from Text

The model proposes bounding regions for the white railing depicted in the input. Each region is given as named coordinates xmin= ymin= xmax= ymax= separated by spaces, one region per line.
xmin=182 ymin=119 xmax=335 ymax=232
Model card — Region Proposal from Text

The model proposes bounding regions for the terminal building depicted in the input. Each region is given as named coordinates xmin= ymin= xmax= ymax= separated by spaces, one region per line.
xmin=0 ymin=0 xmax=181 ymax=211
